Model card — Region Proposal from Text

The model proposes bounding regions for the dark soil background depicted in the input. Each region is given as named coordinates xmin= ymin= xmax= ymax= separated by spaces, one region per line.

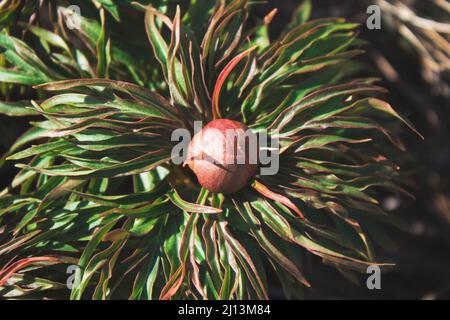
xmin=1 ymin=0 xmax=449 ymax=300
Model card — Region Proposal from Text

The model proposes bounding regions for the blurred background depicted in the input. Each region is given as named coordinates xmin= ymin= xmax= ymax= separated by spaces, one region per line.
xmin=0 ymin=0 xmax=449 ymax=299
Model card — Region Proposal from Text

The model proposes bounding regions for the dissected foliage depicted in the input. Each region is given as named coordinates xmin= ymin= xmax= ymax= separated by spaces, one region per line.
xmin=0 ymin=0 xmax=419 ymax=299
xmin=376 ymin=0 xmax=450 ymax=97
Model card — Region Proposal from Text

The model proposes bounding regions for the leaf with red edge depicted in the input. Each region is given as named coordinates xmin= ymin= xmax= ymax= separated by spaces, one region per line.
xmin=252 ymin=180 xmax=305 ymax=219
xmin=159 ymin=265 xmax=184 ymax=300
xmin=212 ymin=46 xmax=258 ymax=119
xmin=0 ymin=256 xmax=62 ymax=287
xmin=168 ymin=190 xmax=222 ymax=214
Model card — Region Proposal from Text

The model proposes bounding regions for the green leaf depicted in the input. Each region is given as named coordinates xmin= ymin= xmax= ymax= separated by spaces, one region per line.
xmin=167 ymin=190 xmax=222 ymax=214
xmin=0 ymin=68 xmax=44 ymax=85
xmin=290 ymin=0 xmax=312 ymax=27
xmin=0 ymin=100 xmax=38 ymax=116
xmin=96 ymin=9 xmax=111 ymax=78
